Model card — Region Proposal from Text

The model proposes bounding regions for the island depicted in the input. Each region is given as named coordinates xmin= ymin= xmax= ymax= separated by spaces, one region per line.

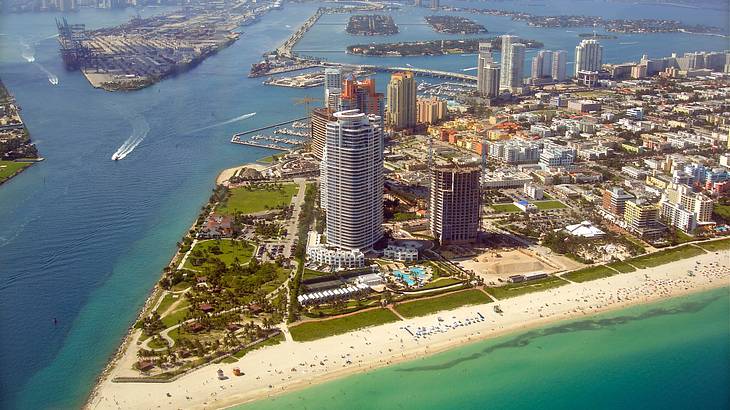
xmin=346 ymin=14 xmax=398 ymax=36
xmin=0 ymin=79 xmax=39 ymax=185
xmin=57 ymin=0 xmax=280 ymax=91
xmin=578 ymin=33 xmax=619 ymax=39
xmin=438 ymin=6 xmax=726 ymax=35
xmin=425 ymin=15 xmax=487 ymax=34
xmin=347 ymin=37 xmax=543 ymax=57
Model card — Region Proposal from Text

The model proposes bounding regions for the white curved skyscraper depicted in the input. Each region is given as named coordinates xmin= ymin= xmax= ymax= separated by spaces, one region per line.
xmin=575 ymin=39 xmax=603 ymax=75
xmin=320 ymin=110 xmax=384 ymax=250
xmin=499 ymin=35 xmax=525 ymax=94
xmin=477 ymin=42 xmax=500 ymax=97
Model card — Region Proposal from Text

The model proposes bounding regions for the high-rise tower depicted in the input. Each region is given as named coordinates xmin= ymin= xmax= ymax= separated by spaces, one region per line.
xmin=575 ymin=39 xmax=603 ymax=76
xmin=429 ymin=165 xmax=481 ymax=244
xmin=477 ymin=42 xmax=500 ymax=97
xmin=320 ymin=110 xmax=384 ymax=250
xmin=386 ymin=71 xmax=417 ymax=130
xmin=499 ymin=35 xmax=525 ymax=93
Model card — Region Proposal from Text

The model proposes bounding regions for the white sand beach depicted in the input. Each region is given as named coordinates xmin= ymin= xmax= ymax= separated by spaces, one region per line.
xmin=216 ymin=163 xmax=269 ymax=185
xmin=87 ymin=249 xmax=729 ymax=410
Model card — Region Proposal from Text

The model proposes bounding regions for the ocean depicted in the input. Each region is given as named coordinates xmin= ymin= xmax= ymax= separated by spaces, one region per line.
xmin=0 ymin=1 xmax=727 ymax=408
xmin=237 ymin=287 xmax=730 ymax=410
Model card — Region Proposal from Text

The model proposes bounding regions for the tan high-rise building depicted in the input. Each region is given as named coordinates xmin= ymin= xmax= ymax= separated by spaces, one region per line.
xmin=386 ymin=71 xmax=417 ymax=131
xmin=623 ymin=199 xmax=663 ymax=239
xmin=429 ymin=165 xmax=481 ymax=244
xmin=310 ymin=107 xmax=336 ymax=160
xmin=416 ymin=97 xmax=447 ymax=125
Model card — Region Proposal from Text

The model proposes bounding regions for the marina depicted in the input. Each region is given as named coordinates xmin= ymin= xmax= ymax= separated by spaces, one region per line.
xmin=230 ymin=116 xmax=310 ymax=152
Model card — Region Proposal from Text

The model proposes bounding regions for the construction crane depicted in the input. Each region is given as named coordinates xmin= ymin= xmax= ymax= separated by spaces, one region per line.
xmin=293 ymin=96 xmax=321 ymax=116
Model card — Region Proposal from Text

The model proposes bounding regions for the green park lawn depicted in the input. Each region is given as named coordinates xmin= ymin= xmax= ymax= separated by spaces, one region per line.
xmin=697 ymin=238 xmax=730 ymax=252
xmin=155 ymin=294 xmax=178 ymax=315
xmin=259 ymin=154 xmax=282 ymax=164
xmin=562 ymin=265 xmax=616 ymax=283
xmin=0 ymin=160 xmax=31 ymax=182
xmin=417 ymin=277 xmax=463 ymax=290
xmin=606 ymin=260 xmax=637 ymax=273
xmin=532 ymin=200 xmax=567 ymax=210
xmin=486 ymin=276 xmax=569 ymax=299
xmin=629 ymin=245 xmax=706 ymax=269
xmin=394 ymin=289 xmax=492 ymax=319
xmin=217 ymin=184 xmax=298 ymax=215
xmin=491 ymin=203 xmax=521 ymax=213
xmin=161 ymin=303 xmax=191 ymax=328
xmin=184 ymin=239 xmax=255 ymax=270
xmin=231 ymin=333 xmax=285 ymax=359
xmin=290 ymin=309 xmax=400 ymax=342
xmin=302 ymin=268 xmax=334 ymax=282
xmin=713 ymin=204 xmax=730 ymax=221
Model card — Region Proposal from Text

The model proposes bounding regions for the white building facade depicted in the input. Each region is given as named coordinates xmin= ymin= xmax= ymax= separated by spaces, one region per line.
xmin=321 ymin=110 xmax=384 ymax=250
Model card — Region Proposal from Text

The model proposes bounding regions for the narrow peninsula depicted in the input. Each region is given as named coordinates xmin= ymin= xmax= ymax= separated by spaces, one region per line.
xmin=0 ymin=79 xmax=39 ymax=185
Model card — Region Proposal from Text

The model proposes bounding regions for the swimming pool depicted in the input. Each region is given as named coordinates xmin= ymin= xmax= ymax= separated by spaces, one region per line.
xmin=393 ymin=267 xmax=428 ymax=287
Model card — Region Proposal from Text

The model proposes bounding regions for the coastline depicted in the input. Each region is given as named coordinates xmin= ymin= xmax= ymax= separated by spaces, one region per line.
xmin=224 ymin=282 xmax=729 ymax=410
xmin=84 ymin=160 xmax=274 ymax=408
xmin=86 ymin=244 xmax=729 ymax=410
xmin=0 ymin=159 xmax=39 ymax=186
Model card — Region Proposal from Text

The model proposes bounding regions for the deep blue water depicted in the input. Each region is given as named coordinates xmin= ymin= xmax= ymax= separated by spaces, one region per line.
xmin=0 ymin=2 xmax=727 ymax=409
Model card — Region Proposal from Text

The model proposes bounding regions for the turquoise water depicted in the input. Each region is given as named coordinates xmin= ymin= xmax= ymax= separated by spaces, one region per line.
xmin=0 ymin=1 xmax=728 ymax=408
xmin=394 ymin=266 xmax=427 ymax=286
xmin=238 ymin=287 xmax=730 ymax=410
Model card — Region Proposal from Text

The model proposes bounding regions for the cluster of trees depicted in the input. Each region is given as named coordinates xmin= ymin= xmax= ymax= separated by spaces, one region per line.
xmin=254 ymin=221 xmax=283 ymax=238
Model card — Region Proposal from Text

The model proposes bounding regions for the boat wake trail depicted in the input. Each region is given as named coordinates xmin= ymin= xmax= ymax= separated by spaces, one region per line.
xmin=111 ymin=116 xmax=150 ymax=161
xmin=20 ymin=39 xmax=35 ymax=62
xmin=187 ymin=112 xmax=256 ymax=134
xmin=34 ymin=62 xmax=58 ymax=85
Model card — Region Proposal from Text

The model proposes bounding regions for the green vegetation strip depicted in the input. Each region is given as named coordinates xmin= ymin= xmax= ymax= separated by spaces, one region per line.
xmin=629 ymin=245 xmax=706 ymax=269
xmin=232 ymin=333 xmax=285 ymax=359
xmin=486 ymin=276 xmax=568 ymax=299
xmin=697 ymin=238 xmax=730 ymax=252
xmin=395 ymin=289 xmax=492 ymax=319
xmin=290 ymin=309 xmax=400 ymax=342
xmin=417 ymin=277 xmax=462 ymax=290
xmin=562 ymin=265 xmax=616 ymax=283
xmin=218 ymin=184 xmax=298 ymax=215
xmin=713 ymin=204 xmax=730 ymax=221
xmin=0 ymin=160 xmax=31 ymax=182
xmin=606 ymin=260 xmax=636 ymax=273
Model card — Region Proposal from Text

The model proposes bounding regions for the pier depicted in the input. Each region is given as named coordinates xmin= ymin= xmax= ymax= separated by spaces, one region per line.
xmin=231 ymin=116 xmax=309 ymax=139
xmin=230 ymin=136 xmax=292 ymax=152
xmin=251 ymin=135 xmax=305 ymax=145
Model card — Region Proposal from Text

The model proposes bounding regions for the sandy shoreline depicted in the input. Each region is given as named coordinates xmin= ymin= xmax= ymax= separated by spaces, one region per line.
xmin=216 ymin=163 xmax=269 ymax=185
xmin=87 ymin=247 xmax=729 ymax=410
